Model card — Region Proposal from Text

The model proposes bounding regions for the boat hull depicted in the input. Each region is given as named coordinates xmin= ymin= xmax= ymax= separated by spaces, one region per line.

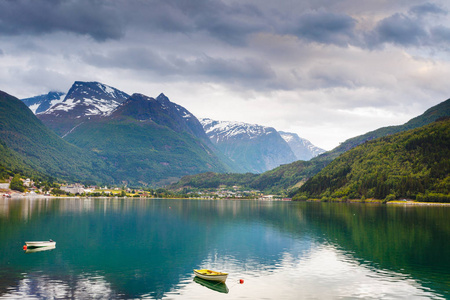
xmin=194 ymin=269 xmax=228 ymax=283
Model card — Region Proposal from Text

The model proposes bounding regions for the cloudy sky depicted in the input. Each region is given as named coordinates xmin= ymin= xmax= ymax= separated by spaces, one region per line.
xmin=1 ymin=0 xmax=450 ymax=150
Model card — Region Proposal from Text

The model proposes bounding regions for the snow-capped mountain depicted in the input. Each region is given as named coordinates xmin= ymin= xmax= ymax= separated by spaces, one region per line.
xmin=21 ymin=91 xmax=66 ymax=114
xmin=279 ymin=131 xmax=325 ymax=160
xmin=36 ymin=81 xmax=130 ymax=136
xmin=200 ymin=118 xmax=297 ymax=173
xmin=60 ymin=92 xmax=237 ymax=185
xmin=39 ymin=81 xmax=129 ymax=117
xmin=201 ymin=118 xmax=275 ymax=142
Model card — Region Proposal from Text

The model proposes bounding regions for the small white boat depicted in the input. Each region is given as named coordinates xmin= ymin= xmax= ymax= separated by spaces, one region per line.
xmin=194 ymin=269 xmax=228 ymax=283
xmin=25 ymin=239 xmax=56 ymax=248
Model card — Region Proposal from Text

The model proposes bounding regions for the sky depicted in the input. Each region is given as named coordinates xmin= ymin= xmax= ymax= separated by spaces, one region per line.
xmin=1 ymin=0 xmax=450 ymax=150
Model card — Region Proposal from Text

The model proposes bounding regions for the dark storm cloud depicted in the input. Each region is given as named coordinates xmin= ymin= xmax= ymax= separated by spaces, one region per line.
xmin=2 ymin=0 xmax=449 ymax=50
xmin=150 ymin=0 xmax=267 ymax=45
xmin=365 ymin=2 xmax=450 ymax=48
xmin=0 ymin=0 xmax=124 ymax=41
xmin=291 ymin=11 xmax=357 ymax=46
xmin=409 ymin=2 xmax=447 ymax=16
xmin=370 ymin=13 xmax=428 ymax=46
xmin=0 ymin=0 xmax=266 ymax=44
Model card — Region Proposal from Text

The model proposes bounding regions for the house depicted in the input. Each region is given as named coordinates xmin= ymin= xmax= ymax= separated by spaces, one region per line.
xmin=22 ymin=178 xmax=33 ymax=187
xmin=61 ymin=184 xmax=86 ymax=194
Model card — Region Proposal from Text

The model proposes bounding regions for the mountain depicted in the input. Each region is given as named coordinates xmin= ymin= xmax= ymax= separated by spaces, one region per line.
xmin=37 ymin=81 xmax=130 ymax=136
xmin=115 ymin=93 xmax=211 ymax=144
xmin=279 ymin=131 xmax=325 ymax=160
xmin=63 ymin=93 xmax=235 ymax=186
xmin=296 ymin=118 xmax=450 ymax=201
xmin=171 ymin=98 xmax=450 ymax=195
xmin=200 ymin=118 xmax=297 ymax=173
xmin=21 ymin=91 xmax=66 ymax=114
xmin=0 ymin=90 xmax=113 ymax=184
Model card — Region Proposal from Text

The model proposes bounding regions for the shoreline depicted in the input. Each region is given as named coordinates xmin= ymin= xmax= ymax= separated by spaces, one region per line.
xmin=299 ymin=198 xmax=450 ymax=206
xmin=2 ymin=193 xmax=450 ymax=206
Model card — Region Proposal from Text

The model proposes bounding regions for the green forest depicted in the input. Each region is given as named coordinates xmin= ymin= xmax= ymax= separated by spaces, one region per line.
xmin=295 ymin=119 xmax=450 ymax=202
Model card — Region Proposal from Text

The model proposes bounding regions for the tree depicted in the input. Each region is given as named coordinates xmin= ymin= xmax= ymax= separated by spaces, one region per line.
xmin=10 ymin=175 xmax=25 ymax=192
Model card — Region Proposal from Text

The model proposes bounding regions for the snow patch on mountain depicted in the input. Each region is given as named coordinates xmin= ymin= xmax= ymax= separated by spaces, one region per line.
xmin=98 ymin=83 xmax=116 ymax=97
xmin=49 ymin=93 xmax=65 ymax=107
xmin=38 ymin=81 xmax=129 ymax=117
xmin=21 ymin=91 xmax=66 ymax=114
xmin=200 ymin=118 xmax=276 ymax=142
xmin=279 ymin=131 xmax=325 ymax=160
xmin=43 ymin=98 xmax=77 ymax=114
xmin=28 ymin=103 xmax=40 ymax=114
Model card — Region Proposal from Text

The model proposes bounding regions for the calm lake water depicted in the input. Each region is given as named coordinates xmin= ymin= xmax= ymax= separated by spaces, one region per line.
xmin=0 ymin=198 xmax=449 ymax=299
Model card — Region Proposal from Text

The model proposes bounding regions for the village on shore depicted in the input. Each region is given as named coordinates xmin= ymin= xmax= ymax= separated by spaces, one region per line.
xmin=2 ymin=177 xmax=449 ymax=205
xmin=0 ymin=177 xmax=286 ymax=200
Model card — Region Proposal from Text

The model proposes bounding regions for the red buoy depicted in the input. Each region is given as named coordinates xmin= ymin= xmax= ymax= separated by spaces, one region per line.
xmin=239 ymin=279 xmax=244 ymax=284
xmin=23 ymin=245 xmax=27 ymax=250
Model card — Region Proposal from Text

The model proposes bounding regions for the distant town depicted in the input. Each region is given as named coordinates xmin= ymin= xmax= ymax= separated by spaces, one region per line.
xmin=0 ymin=177 xmax=289 ymax=201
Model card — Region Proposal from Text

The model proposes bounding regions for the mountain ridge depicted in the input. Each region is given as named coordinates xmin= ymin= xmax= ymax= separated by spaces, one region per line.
xmin=21 ymin=91 xmax=66 ymax=114
xmin=37 ymin=81 xmax=130 ymax=136
xmin=279 ymin=131 xmax=325 ymax=160
xmin=200 ymin=118 xmax=297 ymax=173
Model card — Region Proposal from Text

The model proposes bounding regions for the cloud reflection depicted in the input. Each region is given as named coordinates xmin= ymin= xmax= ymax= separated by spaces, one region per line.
xmin=3 ymin=273 xmax=121 ymax=299
xmin=168 ymin=244 xmax=445 ymax=299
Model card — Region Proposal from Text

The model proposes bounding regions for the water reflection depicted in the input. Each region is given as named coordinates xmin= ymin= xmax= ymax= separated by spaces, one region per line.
xmin=193 ymin=277 xmax=229 ymax=294
xmin=0 ymin=198 xmax=448 ymax=299
xmin=24 ymin=245 xmax=56 ymax=254
xmin=2 ymin=272 xmax=121 ymax=299
xmin=168 ymin=244 xmax=445 ymax=300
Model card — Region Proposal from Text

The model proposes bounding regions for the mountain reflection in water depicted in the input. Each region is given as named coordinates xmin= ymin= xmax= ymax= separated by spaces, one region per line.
xmin=0 ymin=198 xmax=448 ymax=299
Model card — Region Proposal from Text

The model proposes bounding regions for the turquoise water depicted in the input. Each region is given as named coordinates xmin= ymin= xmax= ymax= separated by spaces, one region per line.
xmin=0 ymin=198 xmax=449 ymax=299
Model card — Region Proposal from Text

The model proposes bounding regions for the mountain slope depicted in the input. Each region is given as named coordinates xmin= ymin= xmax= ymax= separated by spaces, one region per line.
xmin=260 ymin=98 xmax=450 ymax=192
xmin=0 ymin=90 xmax=113 ymax=183
xmin=279 ymin=131 xmax=325 ymax=160
xmin=37 ymin=81 xmax=130 ymax=136
xmin=63 ymin=93 xmax=234 ymax=186
xmin=296 ymin=118 xmax=450 ymax=201
xmin=171 ymin=98 xmax=450 ymax=194
xmin=21 ymin=91 xmax=66 ymax=114
xmin=200 ymin=118 xmax=297 ymax=173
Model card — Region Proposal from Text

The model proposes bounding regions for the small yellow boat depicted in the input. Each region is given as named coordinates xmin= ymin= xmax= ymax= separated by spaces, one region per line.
xmin=194 ymin=269 xmax=228 ymax=283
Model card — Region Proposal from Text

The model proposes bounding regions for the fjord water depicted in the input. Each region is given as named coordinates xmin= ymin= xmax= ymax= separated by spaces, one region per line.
xmin=0 ymin=199 xmax=449 ymax=299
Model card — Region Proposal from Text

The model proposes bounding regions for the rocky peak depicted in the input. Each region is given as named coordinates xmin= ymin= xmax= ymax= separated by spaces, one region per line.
xmin=39 ymin=81 xmax=129 ymax=117
xmin=279 ymin=131 xmax=325 ymax=161
xmin=21 ymin=91 xmax=66 ymax=114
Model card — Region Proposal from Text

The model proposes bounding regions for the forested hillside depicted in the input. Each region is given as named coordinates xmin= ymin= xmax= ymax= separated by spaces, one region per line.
xmin=295 ymin=118 xmax=450 ymax=202
xmin=0 ymin=90 xmax=113 ymax=184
